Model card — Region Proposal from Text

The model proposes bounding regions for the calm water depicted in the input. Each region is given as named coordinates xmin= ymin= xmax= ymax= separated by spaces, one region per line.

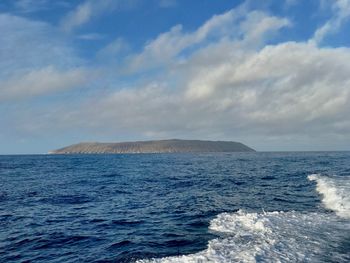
xmin=0 ymin=152 xmax=349 ymax=262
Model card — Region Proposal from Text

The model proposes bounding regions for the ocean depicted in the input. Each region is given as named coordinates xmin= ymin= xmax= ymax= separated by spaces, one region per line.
xmin=0 ymin=152 xmax=349 ymax=262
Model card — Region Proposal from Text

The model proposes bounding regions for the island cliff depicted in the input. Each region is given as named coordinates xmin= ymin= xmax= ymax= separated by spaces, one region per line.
xmin=50 ymin=139 xmax=255 ymax=154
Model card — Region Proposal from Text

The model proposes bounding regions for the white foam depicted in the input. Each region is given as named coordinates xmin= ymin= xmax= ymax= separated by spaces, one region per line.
xmin=138 ymin=174 xmax=350 ymax=262
xmin=308 ymin=174 xmax=350 ymax=219
xmin=138 ymin=210 xmax=350 ymax=263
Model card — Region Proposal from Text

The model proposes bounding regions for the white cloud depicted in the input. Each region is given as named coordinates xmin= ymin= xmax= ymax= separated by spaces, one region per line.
xmin=313 ymin=0 xmax=350 ymax=44
xmin=184 ymin=42 xmax=350 ymax=130
xmin=239 ymin=11 xmax=290 ymax=44
xmin=72 ymin=42 xmax=350 ymax=139
xmin=126 ymin=7 xmax=245 ymax=72
xmin=42 ymin=8 xmax=350 ymax=146
xmin=13 ymin=0 xmax=70 ymax=13
xmin=284 ymin=0 xmax=298 ymax=7
xmin=0 ymin=14 xmax=81 ymax=77
xmin=0 ymin=66 xmax=89 ymax=101
xmin=4 ymin=2 xmax=350 ymax=150
xmin=97 ymin=38 xmax=129 ymax=60
xmin=61 ymin=1 xmax=93 ymax=32
xmin=14 ymin=0 xmax=49 ymax=12
xmin=159 ymin=0 xmax=177 ymax=8
xmin=0 ymin=14 xmax=89 ymax=101
xmin=126 ymin=5 xmax=290 ymax=73
xmin=77 ymin=33 xmax=104 ymax=40
xmin=60 ymin=0 xmax=139 ymax=32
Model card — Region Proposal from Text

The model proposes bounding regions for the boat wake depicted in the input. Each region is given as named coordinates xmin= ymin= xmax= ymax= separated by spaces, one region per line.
xmin=308 ymin=174 xmax=350 ymax=219
xmin=139 ymin=174 xmax=350 ymax=262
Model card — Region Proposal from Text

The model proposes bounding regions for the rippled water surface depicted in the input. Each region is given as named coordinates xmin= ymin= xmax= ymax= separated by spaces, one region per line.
xmin=0 ymin=152 xmax=350 ymax=262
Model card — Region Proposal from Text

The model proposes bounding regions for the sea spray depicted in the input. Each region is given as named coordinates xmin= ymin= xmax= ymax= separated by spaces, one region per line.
xmin=308 ymin=174 xmax=350 ymax=219
xmin=2 ymin=153 xmax=350 ymax=262
xmin=139 ymin=210 xmax=350 ymax=263
xmin=140 ymin=174 xmax=350 ymax=262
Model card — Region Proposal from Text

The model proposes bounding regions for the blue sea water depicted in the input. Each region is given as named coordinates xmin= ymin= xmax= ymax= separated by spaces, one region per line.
xmin=0 ymin=152 xmax=350 ymax=262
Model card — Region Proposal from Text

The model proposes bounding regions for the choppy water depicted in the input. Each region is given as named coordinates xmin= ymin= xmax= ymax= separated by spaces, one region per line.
xmin=0 ymin=152 xmax=349 ymax=262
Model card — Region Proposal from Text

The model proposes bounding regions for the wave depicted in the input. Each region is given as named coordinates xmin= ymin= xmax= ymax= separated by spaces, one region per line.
xmin=308 ymin=174 xmax=350 ymax=219
xmin=138 ymin=210 xmax=350 ymax=262
xmin=139 ymin=174 xmax=350 ymax=262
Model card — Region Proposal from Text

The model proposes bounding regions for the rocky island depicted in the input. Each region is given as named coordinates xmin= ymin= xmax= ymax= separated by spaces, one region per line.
xmin=50 ymin=139 xmax=255 ymax=154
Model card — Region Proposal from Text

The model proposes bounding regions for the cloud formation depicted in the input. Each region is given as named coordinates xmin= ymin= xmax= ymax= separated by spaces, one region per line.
xmin=64 ymin=42 xmax=350 ymax=140
xmin=44 ymin=6 xmax=350 ymax=147
xmin=2 ymin=1 xmax=350 ymax=151
xmin=0 ymin=14 xmax=80 ymax=73
xmin=0 ymin=14 xmax=87 ymax=101
xmin=159 ymin=0 xmax=177 ymax=8
xmin=60 ymin=0 xmax=139 ymax=32
xmin=313 ymin=0 xmax=350 ymax=44
xmin=12 ymin=0 xmax=70 ymax=13
xmin=0 ymin=66 xmax=89 ymax=101
xmin=127 ymin=6 xmax=290 ymax=73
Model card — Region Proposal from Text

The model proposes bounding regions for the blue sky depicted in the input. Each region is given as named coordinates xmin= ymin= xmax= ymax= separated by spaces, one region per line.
xmin=1 ymin=0 xmax=350 ymax=154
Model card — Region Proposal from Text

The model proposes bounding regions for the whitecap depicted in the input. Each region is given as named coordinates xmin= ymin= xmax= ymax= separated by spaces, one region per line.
xmin=138 ymin=174 xmax=350 ymax=262
xmin=138 ymin=210 xmax=350 ymax=263
xmin=308 ymin=174 xmax=350 ymax=219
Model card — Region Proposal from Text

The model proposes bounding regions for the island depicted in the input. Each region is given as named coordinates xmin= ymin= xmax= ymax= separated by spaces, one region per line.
xmin=49 ymin=139 xmax=255 ymax=154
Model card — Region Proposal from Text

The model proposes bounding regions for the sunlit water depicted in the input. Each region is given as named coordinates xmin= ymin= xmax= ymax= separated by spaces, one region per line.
xmin=1 ymin=152 xmax=349 ymax=262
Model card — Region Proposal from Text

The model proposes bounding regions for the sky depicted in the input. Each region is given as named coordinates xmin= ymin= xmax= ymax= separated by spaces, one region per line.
xmin=1 ymin=0 xmax=350 ymax=154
